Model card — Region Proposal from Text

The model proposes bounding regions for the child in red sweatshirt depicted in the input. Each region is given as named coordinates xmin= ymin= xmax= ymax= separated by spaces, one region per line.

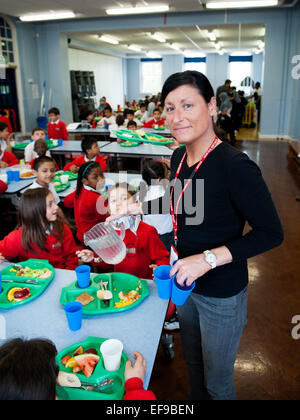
xmin=64 ymin=161 xmax=109 ymax=245
xmin=63 ymin=136 xmax=107 ymax=174
xmin=0 ymin=145 xmax=19 ymax=167
xmin=143 ymin=108 xmax=166 ymax=128
xmin=47 ymin=107 xmax=68 ymax=140
xmin=78 ymin=182 xmax=169 ymax=279
xmin=0 ymin=188 xmax=78 ymax=270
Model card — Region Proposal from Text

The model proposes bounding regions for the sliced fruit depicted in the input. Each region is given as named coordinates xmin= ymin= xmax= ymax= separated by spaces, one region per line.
xmin=7 ymin=287 xmax=23 ymax=302
xmin=74 ymin=354 xmax=100 ymax=378
xmin=73 ymin=345 xmax=84 ymax=356
xmin=65 ymin=357 xmax=78 ymax=369
xmin=62 ymin=355 xmax=72 ymax=365
xmin=84 ymin=348 xmax=98 ymax=355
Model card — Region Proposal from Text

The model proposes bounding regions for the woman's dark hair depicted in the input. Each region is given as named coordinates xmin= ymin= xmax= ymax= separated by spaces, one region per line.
xmin=18 ymin=188 xmax=64 ymax=253
xmin=142 ymin=160 xmax=167 ymax=186
xmin=75 ymin=161 xmax=102 ymax=198
xmin=0 ymin=338 xmax=58 ymax=400
xmin=81 ymin=136 xmax=98 ymax=156
xmin=161 ymin=70 xmax=215 ymax=106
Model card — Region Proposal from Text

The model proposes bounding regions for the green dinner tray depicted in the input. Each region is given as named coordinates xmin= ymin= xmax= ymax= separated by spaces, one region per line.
xmin=55 ymin=170 xmax=78 ymax=180
xmin=60 ymin=272 xmax=149 ymax=317
xmin=141 ymin=132 xmax=174 ymax=146
xmin=56 ymin=336 xmax=128 ymax=401
xmin=51 ymin=180 xmax=71 ymax=192
xmin=111 ymin=129 xmax=143 ymax=143
xmin=12 ymin=140 xmax=60 ymax=150
xmin=120 ymin=140 xmax=141 ymax=148
xmin=0 ymin=259 xmax=55 ymax=310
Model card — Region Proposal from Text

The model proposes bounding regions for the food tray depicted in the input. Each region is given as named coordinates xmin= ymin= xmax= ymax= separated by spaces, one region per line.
xmin=51 ymin=179 xmax=71 ymax=192
xmin=120 ymin=140 xmax=141 ymax=148
xmin=0 ymin=259 xmax=55 ymax=310
xmin=111 ymin=129 xmax=143 ymax=143
xmin=60 ymin=272 xmax=149 ymax=317
xmin=56 ymin=336 xmax=128 ymax=401
xmin=141 ymin=132 xmax=174 ymax=145
xmin=55 ymin=170 xmax=78 ymax=180
xmin=12 ymin=140 xmax=59 ymax=150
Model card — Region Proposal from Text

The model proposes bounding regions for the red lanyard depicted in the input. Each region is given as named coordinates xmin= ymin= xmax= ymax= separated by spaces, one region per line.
xmin=170 ymin=136 xmax=219 ymax=246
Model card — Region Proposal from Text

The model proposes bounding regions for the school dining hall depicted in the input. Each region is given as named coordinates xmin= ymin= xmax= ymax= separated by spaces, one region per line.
xmin=0 ymin=0 xmax=299 ymax=402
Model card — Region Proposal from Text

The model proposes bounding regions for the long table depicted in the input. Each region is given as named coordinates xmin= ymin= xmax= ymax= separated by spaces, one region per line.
xmin=68 ymin=127 xmax=172 ymax=139
xmin=0 ymin=262 xmax=169 ymax=390
xmin=101 ymin=142 xmax=173 ymax=159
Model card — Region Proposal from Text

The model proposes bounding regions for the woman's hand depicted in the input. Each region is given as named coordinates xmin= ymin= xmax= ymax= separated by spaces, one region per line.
xmin=76 ymin=250 xmax=94 ymax=263
xmin=105 ymin=202 xmax=143 ymax=224
xmin=124 ymin=351 xmax=147 ymax=383
xmin=170 ymin=254 xmax=211 ymax=287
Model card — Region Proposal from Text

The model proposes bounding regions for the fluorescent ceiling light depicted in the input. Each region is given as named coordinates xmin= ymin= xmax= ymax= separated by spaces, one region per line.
xmin=146 ymin=51 xmax=162 ymax=58
xmin=106 ymin=5 xmax=169 ymax=15
xmin=149 ymin=32 xmax=167 ymax=43
xmin=19 ymin=11 xmax=75 ymax=22
xmin=258 ymin=41 xmax=265 ymax=49
xmin=214 ymin=42 xmax=221 ymax=50
xmin=169 ymin=43 xmax=181 ymax=51
xmin=206 ymin=0 xmax=278 ymax=8
xmin=207 ymin=31 xmax=216 ymax=41
xmin=128 ymin=45 xmax=142 ymax=52
xmin=98 ymin=35 xmax=119 ymax=45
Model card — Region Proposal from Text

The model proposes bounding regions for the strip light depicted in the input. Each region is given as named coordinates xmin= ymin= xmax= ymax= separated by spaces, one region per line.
xmin=99 ymin=35 xmax=119 ymax=45
xmin=106 ymin=5 xmax=169 ymax=15
xmin=128 ymin=45 xmax=142 ymax=52
xmin=206 ymin=0 xmax=278 ymax=8
xmin=19 ymin=11 xmax=75 ymax=22
xmin=149 ymin=32 xmax=167 ymax=43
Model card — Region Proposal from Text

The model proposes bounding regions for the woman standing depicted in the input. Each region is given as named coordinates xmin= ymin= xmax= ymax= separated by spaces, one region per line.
xmin=108 ymin=71 xmax=284 ymax=400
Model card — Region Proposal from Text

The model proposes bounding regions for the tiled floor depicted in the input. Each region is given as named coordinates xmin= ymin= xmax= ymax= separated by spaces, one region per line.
xmin=149 ymin=140 xmax=300 ymax=400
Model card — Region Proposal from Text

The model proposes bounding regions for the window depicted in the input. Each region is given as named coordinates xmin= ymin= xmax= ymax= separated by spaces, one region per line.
xmin=0 ymin=17 xmax=14 ymax=64
xmin=184 ymin=57 xmax=206 ymax=75
xmin=140 ymin=59 xmax=162 ymax=94
xmin=228 ymin=55 xmax=253 ymax=95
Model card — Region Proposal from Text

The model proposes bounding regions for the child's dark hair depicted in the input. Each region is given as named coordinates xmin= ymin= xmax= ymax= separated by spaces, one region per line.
xmin=106 ymin=182 xmax=136 ymax=199
xmin=32 ymin=127 xmax=45 ymax=135
xmin=0 ymin=338 xmax=58 ymax=400
xmin=153 ymin=108 xmax=161 ymax=114
xmin=116 ymin=115 xmax=125 ymax=126
xmin=127 ymin=120 xmax=137 ymax=129
xmin=33 ymin=156 xmax=55 ymax=172
xmin=142 ymin=160 xmax=168 ymax=186
xmin=18 ymin=188 xmax=64 ymax=253
xmin=124 ymin=109 xmax=134 ymax=118
xmin=48 ymin=107 xmax=60 ymax=115
xmin=81 ymin=137 xmax=98 ymax=156
xmin=0 ymin=122 xmax=8 ymax=132
xmin=104 ymin=105 xmax=112 ymax=113
xmin=76 ymin=161 xmax=102 ymax=198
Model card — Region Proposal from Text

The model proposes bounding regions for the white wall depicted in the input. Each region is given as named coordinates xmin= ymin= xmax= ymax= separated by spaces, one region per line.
xmin=68 ymin=48 xmax=124 ymax=110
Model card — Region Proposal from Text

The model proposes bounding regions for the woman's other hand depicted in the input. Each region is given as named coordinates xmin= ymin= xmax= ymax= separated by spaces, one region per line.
xmin=170 ymin=254 xmax=211 ymax=287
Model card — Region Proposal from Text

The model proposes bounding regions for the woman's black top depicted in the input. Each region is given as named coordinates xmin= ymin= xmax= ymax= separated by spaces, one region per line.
xmin=143 ymin=142 xmax=283 ymax=298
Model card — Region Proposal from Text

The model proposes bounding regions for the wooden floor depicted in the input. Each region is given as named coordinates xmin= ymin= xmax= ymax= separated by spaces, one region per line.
xmin=149 ymin=139 xmax=300 ymax=400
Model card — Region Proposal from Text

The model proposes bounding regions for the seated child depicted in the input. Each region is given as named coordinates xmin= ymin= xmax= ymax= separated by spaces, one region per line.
xmin=27 ymin=156 xmax=60 ymax=205
xmin=110 ymin=115 xmax=125 ymax=140
xmin=127 ymin=120 xmax=137 ymax=131
xmin=143 ymin=108 xmax=166 ymax=129
xmin=134 ymin=102 xmax=147 ymax=123
xmin=47 ymin=107 xmax=68 ymax=140
xmin=78 ymin=182 xmax=169 ymax=279
xmin=24 ymin=128 xmax=50 ymax=163
xmin=29 ymin=139 xmax=59 ymax=170
xmin=0 ymin=188 xmax=78 ymax=270
xmin=63 ymin=137 xmax=107 ymax=174
xmin=141 ymin=160 xmax=173 ymax=252
xmin=0 ymin=110 xmax=12 ymax=133
xmin=124 ymin=109 xmax=143 ymax=127
xmin=0 ymin=144 xmax=19 ymax=167
xmin=0 ymin=121 xmax=13 ymax=153
xmin=79 ymin=108 xmax=96 ymax=128
xmin=64 ymin=161 xmax=109 ymax=244
xmin=0 ymin=338 xmax=156 ymax=401
xmin=100 ymin=106 xmax=116 ymax=127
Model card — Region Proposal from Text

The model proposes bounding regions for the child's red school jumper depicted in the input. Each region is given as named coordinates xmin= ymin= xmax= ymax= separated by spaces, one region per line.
xmin=123 ymin=378 xmax=156 ymax=400
xmin=63 ymin=155 xmax=107 ymax=173
xmin=0 ymin=150 xmax=19 ymax=167
xmin=0 ymin=180 xmax=7 ymax=194
xmin=143 ymin=117 xmax=166 ymax=128
xmin=47 ymin=120 xmax=68 ymax=140
xmin=64 ymin=187 xmax=109 ymax=244
xmin=95 ymin=221 xmax=170 ymax=279
xmin=0 ymin=225 xmax=78 ymax=270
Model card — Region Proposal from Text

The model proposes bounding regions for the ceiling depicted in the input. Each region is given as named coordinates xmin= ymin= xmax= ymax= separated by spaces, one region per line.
xmin=0 ymin=0 xmax=297 ymax=20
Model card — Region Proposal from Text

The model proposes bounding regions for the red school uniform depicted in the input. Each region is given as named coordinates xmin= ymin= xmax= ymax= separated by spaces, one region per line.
xmin=123 ymin=378 xmax=156 ymax=400
xmin=0 ymin=150 xmax=19 ymax=167
xmin=96 ymin=221 xmax=170 ymax=279
xmin=143 ymin=117 xmax=166 ymax=128
xmin=0 ymin=225 xmax=78 ymax=270
xmin=0 ymin=180 xmax=8 ymax=194
xmin=64 ymin=187 xmax=109 ymax=244
xmin=63 ymin=154 xmax=107 ymax=173
xmin=47 ymin=120 xmax=69 ymax=140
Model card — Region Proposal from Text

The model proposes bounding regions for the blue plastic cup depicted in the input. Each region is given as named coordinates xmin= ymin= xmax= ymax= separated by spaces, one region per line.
xmin=171 ymin=278 xmax=195 ymax=306
xmin=6 ymin=171 xmax=14 ymax=182
xmin=13 ymin=171 xmax=20 ymax=182
xmin=75 ymin=265 xmax=91 ymax=288
xmin=104 ymin=124 xmax=109 ymax=130
xmin=153 ymin=265 xmax=174 ymax=299
xmin=64 ymin=301 xmax=83 ymax=331
xmin=58 ymin=139 xmax=63 ymax=146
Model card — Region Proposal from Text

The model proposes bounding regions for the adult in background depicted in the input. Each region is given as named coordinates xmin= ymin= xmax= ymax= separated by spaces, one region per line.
xmin=107 ymin=71 xmax=284 ymax=400
xmin=216 ymin=79 xmax=232 ymax=107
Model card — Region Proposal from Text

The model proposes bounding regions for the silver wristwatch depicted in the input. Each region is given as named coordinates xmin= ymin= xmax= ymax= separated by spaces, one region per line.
xmin=203 ymin=250 xmax=217 ymax=269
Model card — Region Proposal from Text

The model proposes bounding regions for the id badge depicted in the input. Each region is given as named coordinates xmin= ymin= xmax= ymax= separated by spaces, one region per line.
xmin=170 ymin=245 xmax=178 ymax=266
